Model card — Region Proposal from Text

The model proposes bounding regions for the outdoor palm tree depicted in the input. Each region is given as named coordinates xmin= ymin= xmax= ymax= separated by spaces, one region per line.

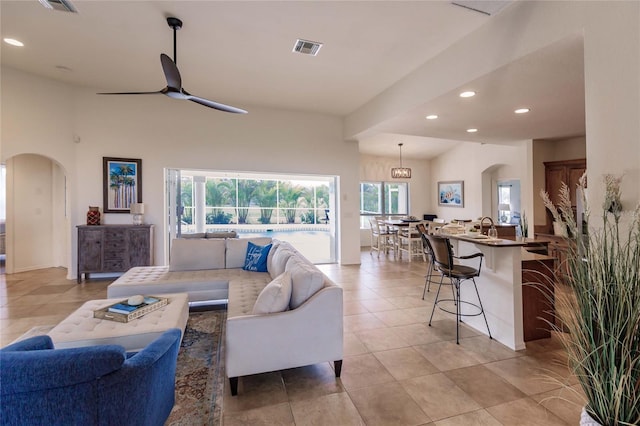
xmin=237 ymin=179 xmax=258 ymax=224
xmin=253 ymin=181 xmax=277 ymax=224
xmin=206 ymin=179 xmax=234 ymax=224
xmin=279 ymin=182 xmax=305 ymax=224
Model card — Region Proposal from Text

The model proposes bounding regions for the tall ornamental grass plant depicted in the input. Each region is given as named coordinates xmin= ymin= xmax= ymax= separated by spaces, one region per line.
xmin=541 ymin=174 xmax=640 ymax=426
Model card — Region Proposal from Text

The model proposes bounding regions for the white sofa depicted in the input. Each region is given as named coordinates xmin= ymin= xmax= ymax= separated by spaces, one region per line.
xmin=106 ymin=237 xmax=343 ymax=395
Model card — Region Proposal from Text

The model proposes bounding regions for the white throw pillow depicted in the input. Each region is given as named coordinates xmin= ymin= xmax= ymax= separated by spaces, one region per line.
xmin=252 ymin=272 xmax=292 ymax=314
xmin=266 ymin=240 xmax=282 ymax=274
xmin=169 ymin=238 xmax=225 ymax=271
xmin=226 ymin=237 xmax=272 ymax=269
xmin=285 ymin=257 xmax=324 ymax=309
xmin=270 ymin=247 xmax=295 ymax=279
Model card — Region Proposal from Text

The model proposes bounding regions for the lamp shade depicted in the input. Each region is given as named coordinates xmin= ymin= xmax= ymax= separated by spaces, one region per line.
xmin=499 ymin=203 xmax=511 ymax=211
xmin=130 ymin=203 xmax=145 ymax=215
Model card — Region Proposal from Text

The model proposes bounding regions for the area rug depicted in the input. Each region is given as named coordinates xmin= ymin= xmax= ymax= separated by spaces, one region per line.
xmin=11 ymin=310 xmax=227 ymax=425
xmin=167 ymin=309 xmax=227 ymax=426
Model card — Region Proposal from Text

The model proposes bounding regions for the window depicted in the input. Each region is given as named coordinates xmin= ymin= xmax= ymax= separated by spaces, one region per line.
xmin=359 ymin=181 xmax=409 ymax=227
xmin=166 ymin=169 xmax=337 ymax=263
xmin=498 ymin=183 xmax=512 ymax=223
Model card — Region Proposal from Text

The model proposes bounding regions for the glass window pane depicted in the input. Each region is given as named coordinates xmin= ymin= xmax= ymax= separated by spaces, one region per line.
xmin=384 ymin=182 xmax=408 ymax=215
xmin=360 ymin=182 xmax=382 ymax=214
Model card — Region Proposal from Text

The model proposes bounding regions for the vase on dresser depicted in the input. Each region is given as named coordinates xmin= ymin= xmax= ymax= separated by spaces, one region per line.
xmin=86 ymin=206 xmax=101 ymax=226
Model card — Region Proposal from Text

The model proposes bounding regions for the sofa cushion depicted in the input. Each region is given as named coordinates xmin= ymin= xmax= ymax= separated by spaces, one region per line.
xmin=285 ymin=257 xmax=325 ymax=309
xmin=206 ymin=231 xmax=238 ymax=239
xmin=266 ymin=239 xmax=282 ymax=274
xmin=269 ymin=246 xmax=295 ymax=279
xmin=227 ymin=275 xmax=273 ymax=318
xmin=243 ymin=242 xmax=272 ymax=272
xmin=169 ymin=238 xmax=225 ymax=271
xmin=252 ymin=272 xmax=292 ymax=314
xmin=179 ymin=233 xmax=206 ymax=239
xmin=226 ymin=237 xmax=273 ymax=269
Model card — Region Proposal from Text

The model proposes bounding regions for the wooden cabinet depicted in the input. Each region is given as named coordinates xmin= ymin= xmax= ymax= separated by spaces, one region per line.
xmin=77 ymin=225 xmax=154 ymax=283
xmin=544 ymin=158 xmax=586 ymax=229
xmin=522 ymin=252 xmax=556 ymax=341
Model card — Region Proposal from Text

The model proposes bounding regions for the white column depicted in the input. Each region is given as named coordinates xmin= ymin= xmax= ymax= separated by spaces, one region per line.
xmin=194 ymin=176 xmax=206 ymax=234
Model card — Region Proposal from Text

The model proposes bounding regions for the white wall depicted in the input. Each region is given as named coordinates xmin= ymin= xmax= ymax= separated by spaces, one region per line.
xmin=430 ymin=141 xmax=532 ymax=228
xmin=1 ymin=68 xmax=363 ymax=277
xmin=346 ymin=1 xmax=640 ymax=212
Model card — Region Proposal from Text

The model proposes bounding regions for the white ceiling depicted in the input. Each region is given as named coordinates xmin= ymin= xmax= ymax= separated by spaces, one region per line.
xmin=1 ymin=1 xmax=586 ymax=159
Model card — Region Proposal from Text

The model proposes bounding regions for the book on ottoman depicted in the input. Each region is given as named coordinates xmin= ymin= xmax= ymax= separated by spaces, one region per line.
xmin=94 ymin=296 xmax=168 ymax=323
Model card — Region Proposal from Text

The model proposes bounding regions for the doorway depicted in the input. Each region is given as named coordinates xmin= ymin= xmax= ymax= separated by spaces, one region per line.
xmin=497 ymin=179 xmax=521 ymax=225
xmin=4 ymin=154 xmax=69 ymax=274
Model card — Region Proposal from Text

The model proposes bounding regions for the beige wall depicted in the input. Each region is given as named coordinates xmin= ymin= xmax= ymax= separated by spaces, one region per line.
xmin=346 ymin=1 xmax=640 ymax=213
xmin=2 ymin=68 xmax=363 ymax=277
xmin=429 ymin=141 xmax=532 ymax=230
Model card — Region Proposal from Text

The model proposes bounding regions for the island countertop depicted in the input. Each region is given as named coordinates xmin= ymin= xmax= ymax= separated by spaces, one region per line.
xmin=446 ymin=234 xmax=529 ymax=247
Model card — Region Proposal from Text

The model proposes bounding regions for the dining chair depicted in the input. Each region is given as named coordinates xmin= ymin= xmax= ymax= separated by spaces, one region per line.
xmin=398 ymin=221 xmax=426 ymax=262
xmin=425 ymin=234 xmax=492 ymax=344
xmin=368 ymin=217 xmax=396 ymax=258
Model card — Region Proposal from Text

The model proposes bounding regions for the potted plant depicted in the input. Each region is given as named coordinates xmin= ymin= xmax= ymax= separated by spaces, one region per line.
xmin=541 ymin=174 xmax=640 ymax=425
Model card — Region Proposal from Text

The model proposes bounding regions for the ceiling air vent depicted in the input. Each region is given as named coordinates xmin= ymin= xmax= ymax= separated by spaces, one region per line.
xmin=38 ymin=0 xmax=78 ymax=13
xmin=293 ymin=39 xmax=323 ymax=56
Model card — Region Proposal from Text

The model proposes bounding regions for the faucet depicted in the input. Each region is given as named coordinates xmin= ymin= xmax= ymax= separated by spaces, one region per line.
xmin=479 ymin=216 xmax=494 ymax=235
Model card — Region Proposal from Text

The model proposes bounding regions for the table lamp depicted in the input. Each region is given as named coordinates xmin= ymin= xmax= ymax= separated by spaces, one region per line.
xmin=130 ymin=203 xmax=145 ymax=225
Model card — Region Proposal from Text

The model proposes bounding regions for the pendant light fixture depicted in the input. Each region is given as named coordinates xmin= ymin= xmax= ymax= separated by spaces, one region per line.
xmin=391 ymin=143 xmax=411 ymax=179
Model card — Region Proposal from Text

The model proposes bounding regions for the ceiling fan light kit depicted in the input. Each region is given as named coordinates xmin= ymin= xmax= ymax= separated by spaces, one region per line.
xmin=97 ymin=17 xmax=247 ymax=114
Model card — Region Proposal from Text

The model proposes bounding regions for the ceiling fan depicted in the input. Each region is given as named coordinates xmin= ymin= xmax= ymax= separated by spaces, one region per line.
xmin=98 ymin=17 xmax=247 ymax=114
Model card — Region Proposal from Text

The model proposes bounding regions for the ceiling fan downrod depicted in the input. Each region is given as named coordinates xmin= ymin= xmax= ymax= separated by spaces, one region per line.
xmin=167 ymin=17 xmax=182 ymax=65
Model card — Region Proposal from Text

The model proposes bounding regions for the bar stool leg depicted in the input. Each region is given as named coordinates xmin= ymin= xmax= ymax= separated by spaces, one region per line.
xmin=472 ymin=278 xmax=492 ymax=339
xmin=455 ymin=280 xmax=461 ymax=344
xmin=428 ymin=275 xmax=445 ymax=326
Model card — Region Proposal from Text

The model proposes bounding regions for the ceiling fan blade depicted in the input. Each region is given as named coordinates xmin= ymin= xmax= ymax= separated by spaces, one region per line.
xmin=97 ymin=91 xmax=163 ymax=95
xmin=183 ymin=91 xmax=248 ymax=114
xmin=160 ymin=53 xmax=182 ymax=90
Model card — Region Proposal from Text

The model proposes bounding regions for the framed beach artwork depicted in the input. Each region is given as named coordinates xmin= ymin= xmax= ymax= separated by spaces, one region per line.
xmin=103 ymin=157 xmax=142 ymax=213
xmin=438 ymin=180 xmax=464 ymax=207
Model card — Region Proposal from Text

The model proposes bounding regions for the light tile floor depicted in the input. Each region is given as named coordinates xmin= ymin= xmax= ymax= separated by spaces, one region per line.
xmin=0 ymin=251 xmax=585 ymax=425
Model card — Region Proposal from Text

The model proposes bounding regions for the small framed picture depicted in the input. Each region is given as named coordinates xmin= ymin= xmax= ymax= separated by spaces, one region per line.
xmin=438 ymin=181 xmax=464 ymax=207
xmin=103 ymin=157 xmax=142 ymax=213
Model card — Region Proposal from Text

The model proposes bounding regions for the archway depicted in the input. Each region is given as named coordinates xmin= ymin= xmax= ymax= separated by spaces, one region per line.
xmin=4 ymin=154 xmax=70 ymax=274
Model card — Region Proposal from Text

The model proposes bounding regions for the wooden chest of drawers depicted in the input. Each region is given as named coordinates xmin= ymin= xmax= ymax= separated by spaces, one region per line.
xmin=77 ymin=225 xmax=154 ymax=283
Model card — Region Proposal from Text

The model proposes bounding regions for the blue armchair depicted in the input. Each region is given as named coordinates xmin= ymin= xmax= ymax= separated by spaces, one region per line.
xmin=0 ymin=328 xmax=181 ymax=426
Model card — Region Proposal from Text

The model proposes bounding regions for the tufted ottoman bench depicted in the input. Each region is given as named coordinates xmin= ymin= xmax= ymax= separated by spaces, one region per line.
xmin=47 ymin=293 xmax=189 ymax=352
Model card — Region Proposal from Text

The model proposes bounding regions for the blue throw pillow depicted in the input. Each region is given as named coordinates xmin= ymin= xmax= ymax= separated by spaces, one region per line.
xmin=243 ymin=242 xmax=273 ymax=272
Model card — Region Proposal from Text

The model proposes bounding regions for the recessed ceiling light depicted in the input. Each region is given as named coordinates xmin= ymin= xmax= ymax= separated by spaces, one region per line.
xmin=515 ymin=108 xmax=530 ymax=114
xmin=426 ymin=115 xmax=438 ymax=120
xmin=459 ymin=91 xmax=476 ymax=98
xmin=466 ymin=128 xmax=478 ymax=133
xmin=3 ymin=38 xmax=24 ymax=47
